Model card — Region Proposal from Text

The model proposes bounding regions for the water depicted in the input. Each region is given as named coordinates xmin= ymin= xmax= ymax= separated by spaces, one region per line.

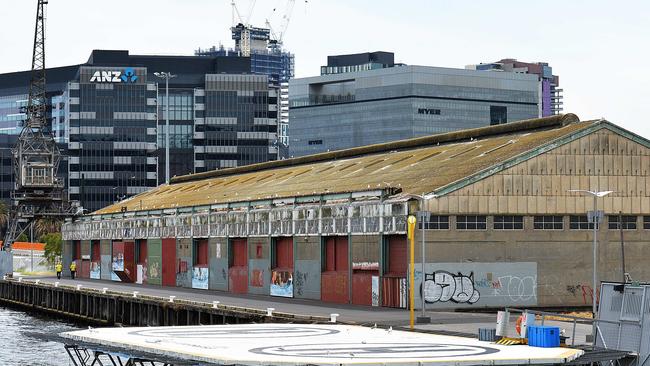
xmin=0 ymin=307 xmax=82 ymax=365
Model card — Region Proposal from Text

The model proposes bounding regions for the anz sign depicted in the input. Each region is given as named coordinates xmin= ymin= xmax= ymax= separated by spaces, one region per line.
xmin=89 ymin=68 xmax=139 ymax=83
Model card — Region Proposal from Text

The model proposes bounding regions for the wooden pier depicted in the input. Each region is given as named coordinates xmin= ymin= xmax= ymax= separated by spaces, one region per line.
xmin=0 ymin=278 xmax=329 ymax=326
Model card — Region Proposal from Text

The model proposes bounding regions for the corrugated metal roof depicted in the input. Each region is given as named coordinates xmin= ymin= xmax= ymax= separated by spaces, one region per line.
xmin=94 ymin=114 xmax=597 ymax=215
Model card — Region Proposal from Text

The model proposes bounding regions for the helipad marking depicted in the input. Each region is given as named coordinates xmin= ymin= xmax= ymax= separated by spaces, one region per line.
xmin=128 ymin=325 xmax=339 ymax=339
xmin=61 ymin=323 xmax=585 ymax=365
xmin=250 ymin=342 xmax=500 ymax=359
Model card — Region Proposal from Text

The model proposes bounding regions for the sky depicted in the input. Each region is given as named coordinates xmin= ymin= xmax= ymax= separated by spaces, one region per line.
xmin=1 ymin=0 xmax=649 ymax=137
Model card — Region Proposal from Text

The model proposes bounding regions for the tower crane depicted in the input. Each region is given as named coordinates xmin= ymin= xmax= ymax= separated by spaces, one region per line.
xmin=1 ymin=0 xmax=75 ymax=273
xmin=266 ymin=0 xmax=297 ymax=46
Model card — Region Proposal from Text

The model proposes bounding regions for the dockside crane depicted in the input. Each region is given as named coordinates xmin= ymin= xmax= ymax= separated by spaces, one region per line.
xmin=1 ymin=0 xmax=76 ymax=268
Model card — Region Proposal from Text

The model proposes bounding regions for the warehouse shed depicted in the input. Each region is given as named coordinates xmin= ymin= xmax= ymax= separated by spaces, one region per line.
xmin=63 ymin=114 xmax=650 ymax=308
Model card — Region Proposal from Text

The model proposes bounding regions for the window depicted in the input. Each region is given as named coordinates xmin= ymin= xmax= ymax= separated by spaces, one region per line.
xmin=308 ymin=139 xmax=323 ymax=145
xmin=533 ymin=216 xmax=563 ymax=230
xmin=456 ymin=215 xmax=487 ymax=230
xmin=419 ymin=215 xmax=449 ymax=230
xmin=570 ymin=215 xmax=597 ymax=230
xmin=644 ymin=216 xmax=650 ymax=229
xmin=494 ymin=215 xmax=524 ymax=230
xmin=608 ymin=215 xmax=637 ymax=230
xmin=490 ymin=106 xmax=507 ymax=125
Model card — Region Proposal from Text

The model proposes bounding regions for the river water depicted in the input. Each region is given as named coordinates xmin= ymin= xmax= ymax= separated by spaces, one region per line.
xmin=0 ymin=306 xmax=81 ymax=365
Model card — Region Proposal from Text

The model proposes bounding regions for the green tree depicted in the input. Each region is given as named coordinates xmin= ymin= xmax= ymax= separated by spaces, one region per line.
xmin=0 ymin=201 xmax=8 ymax=239
xmin=16 ymin=233 xmax=28 ymax=242
xmin=41 ymin=232 xmax=62 ymax=265
xmin=35 ymin=218 xmax=63 ymax=237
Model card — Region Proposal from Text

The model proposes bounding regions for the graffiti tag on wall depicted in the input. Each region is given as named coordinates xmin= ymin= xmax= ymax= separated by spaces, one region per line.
xmin=414 ymin=262 xmax=537 ymax=307
xmin=421 ymin=271 xmax=480 ymax=304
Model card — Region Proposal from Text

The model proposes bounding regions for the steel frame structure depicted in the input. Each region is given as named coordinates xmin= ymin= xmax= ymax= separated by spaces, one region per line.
xmin=2 ymin=0 xmax=76 ymax=251
xmin=64 ymin=344 xmax=192 ymax=366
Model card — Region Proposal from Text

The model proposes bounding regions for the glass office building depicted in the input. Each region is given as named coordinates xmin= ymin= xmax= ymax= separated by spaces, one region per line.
xmin=0 ymin=50 xmax=277 ymax=212
xmin=289 ymin=60 xmax=541 ymax=157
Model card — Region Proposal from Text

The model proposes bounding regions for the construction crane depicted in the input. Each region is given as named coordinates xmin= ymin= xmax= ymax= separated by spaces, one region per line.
xmin=1 ymin=0 xmax=75 ymax=267
xmin=265 ymin=0 xmax=296 ymax=47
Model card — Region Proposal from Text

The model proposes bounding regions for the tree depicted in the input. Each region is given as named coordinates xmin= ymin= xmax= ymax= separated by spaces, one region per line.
xmin=35 ymin=218 xmax=63 ymax=237
xmin=41 ymin=232 xmax=62 ymax=265
xmin=0 ymin=201 xmax=7 ymax=239
xmin=16 ymin=233 xmax=28 ymax=242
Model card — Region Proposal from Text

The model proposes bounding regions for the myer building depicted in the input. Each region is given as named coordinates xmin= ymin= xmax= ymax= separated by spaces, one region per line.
xmin=289 ymin=52 xmax=542 ymax=157
xmin=63 ymin=114 xmax=650 ymax=309
xmin=0 ymin=50 xmax=279 ymax=212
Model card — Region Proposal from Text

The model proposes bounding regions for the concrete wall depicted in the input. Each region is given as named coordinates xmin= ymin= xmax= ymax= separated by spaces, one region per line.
xmin=209 ymin=237 xmax=228 ymax=291
xmin=294 ymin=236 xmax=320 ymax=300
xmin=411 ymin=262 xmax=537 ymax=309
xmin=247 ymin=237 xmax=270 ymax=295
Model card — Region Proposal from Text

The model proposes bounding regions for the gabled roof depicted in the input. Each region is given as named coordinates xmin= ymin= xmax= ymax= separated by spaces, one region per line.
xmin=94 ymin=114 xmax=620 ymax=215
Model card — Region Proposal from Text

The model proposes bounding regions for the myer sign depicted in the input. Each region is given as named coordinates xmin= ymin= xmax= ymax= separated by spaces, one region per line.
xmin=89 ymin=67 xmax=138 ymax=83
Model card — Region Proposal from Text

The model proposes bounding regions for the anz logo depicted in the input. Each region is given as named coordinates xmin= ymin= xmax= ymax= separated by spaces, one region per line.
xmin=89 ymin=67 xmax=138 ymax=83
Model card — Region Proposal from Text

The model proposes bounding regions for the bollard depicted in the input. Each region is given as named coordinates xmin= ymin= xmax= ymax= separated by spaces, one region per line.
xmin=267 ymin=308 xmax=275 ymax=317
xmin=132 ymin=291 xmax=139 ymax=298
xmin=54 ymin=282 xmax=59 ymax=287
xmin=102 ymin=288 xmax=108 ymax=294
xmin=18 ymin=277 xmax=22 ymax=282
xmin=35 ymin=280 xmax=40 ymax=285
xmin=2 ymin=275 xmax=6 ymax=280
xmin=76 ymin=284 xmax=82 ymax=291
xmin=169 ymin=296 xmax=176 ymax=303
xmin=330 ymin=313 xmax=340 ymax=323
xmin=212 ymin=301 xmax=220 ymax=309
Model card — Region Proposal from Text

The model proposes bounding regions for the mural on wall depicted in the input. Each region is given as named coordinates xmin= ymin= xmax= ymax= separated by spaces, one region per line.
xmin=89 ymin=261 xmax=100 ymax=279
xmin=136 ymin=261 xmax=148 ymax=284
xmin=270 ymin=270 xmax=293 ymax=298
xmin=251 ymin=269 xmax=265 ymax=287
xmin=371 ymin=276 xmax=379 ymax=307
xmin=148 ymin=257 xmax=161 ymax=284
xmin=192 ymin=267 xmax=209 ymax=290
xmin=111 ymin=247 xmax=124 ymax=282
xmin=413 ymin=262 xmax=537 ymax=307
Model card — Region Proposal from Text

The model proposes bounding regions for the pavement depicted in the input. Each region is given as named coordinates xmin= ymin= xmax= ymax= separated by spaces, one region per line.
xmin=26 ymin=276 xmax=592 ymax=345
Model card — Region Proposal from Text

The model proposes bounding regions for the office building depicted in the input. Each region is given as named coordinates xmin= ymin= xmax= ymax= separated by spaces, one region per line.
xmin=289 ymin=52 xmax=540 ymax=157
xmin=466 ymin=58 xmax=563 ymax=116
xmin=0 ymin=50 xmax=278 ymax=212
xmin=196 ymin=23 xmax=294 ymax=150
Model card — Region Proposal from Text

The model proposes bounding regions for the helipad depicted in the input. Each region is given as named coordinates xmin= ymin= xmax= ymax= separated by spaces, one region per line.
xmin=61 ymin=323 xmax=584 ymax=365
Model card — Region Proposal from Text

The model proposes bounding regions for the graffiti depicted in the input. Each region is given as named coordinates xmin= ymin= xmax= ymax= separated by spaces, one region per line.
xmin=567 ymin=284 xmax=598 ymax=305
xmin=371 ymin=276 xmax=379 ymax=307
xmin=294 ymin=270 xmax=306 ymax=296
xmin=221 ymin=268 xmax=227 ymax=280
xmin=497 ymin=275 xmax=536 ymax=302
xmin=421 ymin=271 xmax=480 ymax=304
xmin=251 ymin=269 xmax=264 ymax=287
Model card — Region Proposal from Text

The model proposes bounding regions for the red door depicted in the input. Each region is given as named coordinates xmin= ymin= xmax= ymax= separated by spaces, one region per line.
xmin=229 ymin=239 xmax=248 ymax=294
xmin=382 ymin=235 xmax=408 ymax=308
xmin=161 ymin=238 xmax=176 ymax=286
xmin=321 ymin=236 xmax=349 ymax=304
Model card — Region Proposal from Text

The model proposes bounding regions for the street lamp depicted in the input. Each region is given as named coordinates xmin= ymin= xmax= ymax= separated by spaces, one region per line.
xmin=410 ymin=192 xmax=437 ymax=324
xmin=568 ymin=189 xmax=614 ymax=338
xmin=154 ymin=72 xmax=177 ymax=184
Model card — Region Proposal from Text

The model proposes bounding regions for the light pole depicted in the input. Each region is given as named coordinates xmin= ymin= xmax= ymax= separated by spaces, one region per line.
xmin=568 ymin=189 xmax=613 ymax=339
xmin=154 ymin=72 xmax=177 ymax=184
xmin=411 ymin=193 xmax=433 ymax=324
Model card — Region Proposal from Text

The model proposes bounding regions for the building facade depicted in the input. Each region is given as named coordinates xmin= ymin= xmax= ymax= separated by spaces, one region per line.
xmin=62 ymin=114 xmax=650 ymax=309
xmin=466 ymin=58 xmax=563 ymax=117
xmin=0 ymin=50 xmax=278 ymax=212
xmin=289 ymin=63 xmax=540 ymax=157
xmin=196 ymin=23 xmax=294 ymax=150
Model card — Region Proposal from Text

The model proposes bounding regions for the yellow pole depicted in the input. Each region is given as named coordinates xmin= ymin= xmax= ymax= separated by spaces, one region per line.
xmin=407 ymin=215 xmax=416 ymax=330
